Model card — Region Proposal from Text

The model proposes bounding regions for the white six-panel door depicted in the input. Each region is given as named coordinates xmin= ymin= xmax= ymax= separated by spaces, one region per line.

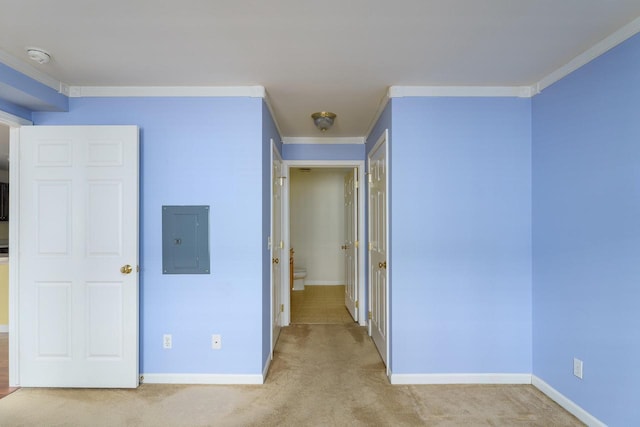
xmin=271 ymin=142 xmax=283 ymax=353
xmin=368 ymin=131 xmax=389 ymax=368
xmin=18 ymin=126 xmax=139 ymax=388
xmin=344 ymin=168 xmax=358 ymax=321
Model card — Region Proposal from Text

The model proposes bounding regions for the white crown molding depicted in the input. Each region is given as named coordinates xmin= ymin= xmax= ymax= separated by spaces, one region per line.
xmin=532 ymin=375 xmax=606 ymax=427
xmin=142 ymin=373 xmax=264 ymax=385
xmin=0 ymin=110 xmax=32 ymax=126
xmin=0 ymin=49 xmax=66 ymax=93
xmin=390 ymin=373 xmax=532 ymax=385
xmin=283 ymin=136 xmax=365 ymax=145
xmin=389 ymin=85 xmax=535 ymax=98
xmin=68 ymin=85 xmax=266 ymax=98
xmin=537 ymin=15 xmax=640 ymax=92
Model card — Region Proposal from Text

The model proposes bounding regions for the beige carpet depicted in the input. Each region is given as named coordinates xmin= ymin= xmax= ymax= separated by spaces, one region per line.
xmin=290 ymin=285 xmax=355 ymax=324
xmin=0 ymin=324 xmax=583 ymax=426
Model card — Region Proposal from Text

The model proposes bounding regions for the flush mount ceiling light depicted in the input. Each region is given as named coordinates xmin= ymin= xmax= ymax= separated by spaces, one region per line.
xmin=311 ymin=111 xmax=336 ymax=132
xmin=26 ymin=47 xmax=51 ymax=64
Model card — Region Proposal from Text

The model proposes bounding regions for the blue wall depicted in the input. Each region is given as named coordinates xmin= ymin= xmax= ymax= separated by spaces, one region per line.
xmin=0 ymin=98 xmax=32 ymax=121
xmin=33 ymin=97 xmax=267 ymax=375
xmin=282 ymin=143 xmax=364 ymax=160
xmin=390 ymin=97 xmax=532 ymax=374
xmin=532 ymin=33 xmax=640 ymax=426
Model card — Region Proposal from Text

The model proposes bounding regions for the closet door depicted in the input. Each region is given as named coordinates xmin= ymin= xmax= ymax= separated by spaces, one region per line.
xmin=18 ymin=125 xmax=139 ymax=388
xmin=368 ymin=130 xmax=389 ymax=368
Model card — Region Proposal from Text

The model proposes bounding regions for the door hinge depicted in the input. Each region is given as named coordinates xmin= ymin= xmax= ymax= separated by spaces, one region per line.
xmin=355 ymin=180 xmax=359 ymax=189
xmin=368 ymin=311 xmax=372 ymax=320
xmin=355 ymin=300 xmax=359 ymax=309
xmin=368 ymin=173 xmax=373 ymax=184
xmin=279 ymin=240 xmax=284 ymax=249
xmin=280 ymin=304 xmax=284 ymax=313
xmin=368 ymin=242 xmax=373 ymax=251
xmin=355 ymin=240 xmax=359 ymax=248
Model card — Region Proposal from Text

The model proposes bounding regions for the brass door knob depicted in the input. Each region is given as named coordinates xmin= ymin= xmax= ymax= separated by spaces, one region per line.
xmin=120 ymin=264 xmax=133 ymax=274
xmin=273 ymin=258 xmax=280 ymax=264
xmin=378 ymin=262 xmax=387 ymax=269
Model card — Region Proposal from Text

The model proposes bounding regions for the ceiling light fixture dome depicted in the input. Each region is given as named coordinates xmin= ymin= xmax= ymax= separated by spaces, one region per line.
xmin=311 ymin=111 xmax=336 ymax=131
xmin=26 ymin=47 xmax=51 ymax=64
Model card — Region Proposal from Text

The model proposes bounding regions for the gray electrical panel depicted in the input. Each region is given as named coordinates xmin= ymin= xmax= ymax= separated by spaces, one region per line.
xmin=162 ymin=205 xmax=210 ymax=274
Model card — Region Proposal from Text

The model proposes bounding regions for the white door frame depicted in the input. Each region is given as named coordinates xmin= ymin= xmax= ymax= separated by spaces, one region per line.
xmin=270 ymin=140 xmax=283 ymax=355
xmin=0 ymin=110 xmax=32 ymax=387
xmin=282 ymin=160 xmax=366 ymax=326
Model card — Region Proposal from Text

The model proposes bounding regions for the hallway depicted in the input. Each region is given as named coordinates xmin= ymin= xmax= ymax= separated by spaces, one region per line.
xmin=290 ymin=285 xmax=354 ymax=324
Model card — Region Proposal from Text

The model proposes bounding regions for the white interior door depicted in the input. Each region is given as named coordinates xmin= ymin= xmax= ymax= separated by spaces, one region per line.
xmin=344 ymin=168 xmax=358 ymax=321
xmin=18 ymin=125 xmax=139 ymax=388
xmin=368 ymin=130 xmax=389 ymax=368
xmin=271 ymin=142 xmax=283 ymax=353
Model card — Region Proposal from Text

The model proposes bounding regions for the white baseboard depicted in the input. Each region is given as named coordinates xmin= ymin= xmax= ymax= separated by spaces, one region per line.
xmin=390 ymin=373 xmax=532 ymax=385
xmin=0 ymin=324 xmax=8 ymax=333
xmin=532 ymin=375 xmax=606 ymax=427
xmin=304 ymin=281 xmax=344 ymax=286
xmin=389 ymin=373 xmax=604 ymax=425
xmin=142 ymin=373 xmax=263 ymax=385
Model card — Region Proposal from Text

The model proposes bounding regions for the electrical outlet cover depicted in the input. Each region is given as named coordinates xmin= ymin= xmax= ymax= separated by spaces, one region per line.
xmin=163 ymin=334 xmax=172 ymax=349
xmin=212 ymin=334 xmax=222 ymax=350
xmin=573 ymin=358 xmax=583 ymax=379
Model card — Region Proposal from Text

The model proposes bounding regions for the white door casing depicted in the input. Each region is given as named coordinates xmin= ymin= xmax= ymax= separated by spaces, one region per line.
xmin=344 ymin=168 xmax=358 ymax=322
xmin=271 ymin=141 xmax=283 ymax=353
xmin=18 ymin=125 xmax=139 ymax=388
xmin=368 ymin=130 xmax=389 ymax=369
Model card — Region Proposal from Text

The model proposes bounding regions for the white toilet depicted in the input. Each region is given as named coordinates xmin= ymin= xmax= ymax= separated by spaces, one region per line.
xmin=293 ymin=268 xmax=307 ymax=291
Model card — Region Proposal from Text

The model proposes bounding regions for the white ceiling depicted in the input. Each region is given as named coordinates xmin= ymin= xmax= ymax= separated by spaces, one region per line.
xmin=1 ymin=1 xmax=640 ymax=138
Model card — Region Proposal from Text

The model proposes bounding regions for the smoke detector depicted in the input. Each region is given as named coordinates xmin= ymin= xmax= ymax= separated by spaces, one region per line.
xmin=26 ymin=48 xmax=51 ymax=64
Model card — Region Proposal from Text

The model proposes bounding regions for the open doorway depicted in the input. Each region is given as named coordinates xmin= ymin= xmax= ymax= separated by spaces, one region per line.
xmin=282 ymin=161 xmax=366 ymax=327
xmin=0 ymin=122 xmax=16 ymax=398
xmin=0 ymin=111 xmax=32 ymax=391
xmin=289 ymin=167 xmax=353 ymax=324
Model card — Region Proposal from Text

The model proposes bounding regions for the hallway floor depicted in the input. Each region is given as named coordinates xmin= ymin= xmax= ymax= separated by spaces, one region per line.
xmin=290 ymin=285 xmax=354 ymax=324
